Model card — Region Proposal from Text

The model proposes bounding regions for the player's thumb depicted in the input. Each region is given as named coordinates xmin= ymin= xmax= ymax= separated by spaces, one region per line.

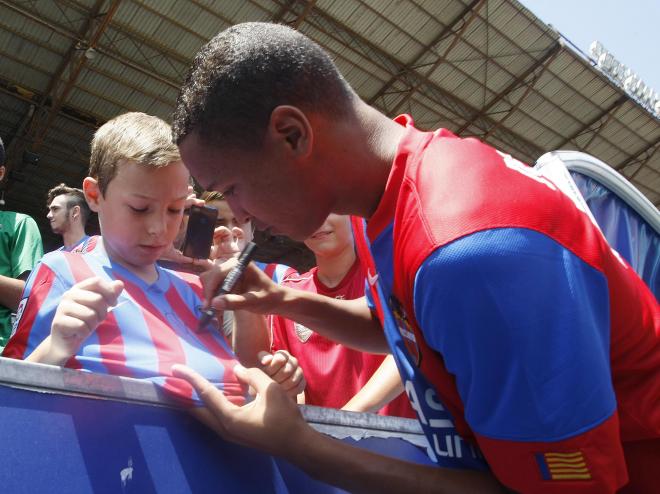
xmin=172 ymin=364 xmax=233 ymax=415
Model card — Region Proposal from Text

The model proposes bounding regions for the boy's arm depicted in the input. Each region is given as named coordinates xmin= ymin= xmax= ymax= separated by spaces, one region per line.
xmin=231 ymin=309 xmax=270 ymax=367
xmin=342 ymin=355 xmax=404 ymax=414
xmin=231 ymin=310 xmax=305 ymax=398
xmin=27 ymin=277 xmax=123 ymax=365
xmin=201 ymin=260 xmax=388 ymax=353
xmin=173 ymin=365 xmax=505 ymax=494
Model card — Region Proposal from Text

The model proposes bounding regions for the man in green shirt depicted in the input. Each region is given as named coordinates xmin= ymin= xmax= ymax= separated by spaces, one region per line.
xmin=0 ymin=137 xmax=43 ymax=346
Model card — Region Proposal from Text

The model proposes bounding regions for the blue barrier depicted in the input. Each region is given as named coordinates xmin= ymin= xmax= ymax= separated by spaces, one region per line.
xmin=0 ymin=358 xmax=432 ymax=493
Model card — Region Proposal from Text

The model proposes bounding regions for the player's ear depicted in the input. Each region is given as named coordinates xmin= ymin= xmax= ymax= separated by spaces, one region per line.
xmin=82 ymin=177 xmax=101 ymax=212
xmin=267 ymin=105 xmax=313 ymax=159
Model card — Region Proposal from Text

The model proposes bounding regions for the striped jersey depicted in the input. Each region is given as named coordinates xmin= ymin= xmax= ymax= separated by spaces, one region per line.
xmin=3 ymin=237 xmax=246 ymax=407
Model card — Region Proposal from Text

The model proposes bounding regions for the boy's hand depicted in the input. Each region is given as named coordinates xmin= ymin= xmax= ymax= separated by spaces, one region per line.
xmin=200 ymin=257 xmax=284 ymax=315
xmin=257 ymin=350 xmax=306 ymax=399
xmin=48 ymin=277 xmax=124 ymax=365
xmin=210 ymin=226 xmax=240 ymax=263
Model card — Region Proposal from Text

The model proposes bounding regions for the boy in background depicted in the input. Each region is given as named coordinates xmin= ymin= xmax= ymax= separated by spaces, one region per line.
xmin=0 ymin=136 xmax=43 ymax=347
xmin=268 ymin=214 xmax=412 ymax=417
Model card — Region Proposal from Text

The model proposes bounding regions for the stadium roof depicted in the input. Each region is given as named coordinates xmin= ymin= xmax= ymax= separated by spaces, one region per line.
xmin=1 ymin=0 xmax=658 ymax=257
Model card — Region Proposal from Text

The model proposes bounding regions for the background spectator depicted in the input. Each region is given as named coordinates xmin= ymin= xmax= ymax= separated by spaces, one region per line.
xmin=0 ymin=136 xmax=43 ymax=348
xmin=46 ymin=183 xmax=91 ymax=252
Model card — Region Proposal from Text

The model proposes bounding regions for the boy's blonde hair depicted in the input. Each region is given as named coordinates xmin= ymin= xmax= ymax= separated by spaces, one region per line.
xmin=89 ymin=112 xmax=181 ymax=195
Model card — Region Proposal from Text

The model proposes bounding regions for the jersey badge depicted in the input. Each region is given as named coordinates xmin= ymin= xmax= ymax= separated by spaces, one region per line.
xmin=389 ymin=296 xmax=421 ymax=366
xmin=10 ymin=297 xmax=28 ymax=339
xmin=294 ymin=322 xmax=313 ymax=343
xmin=535 ymin=451 xmax=591 ymax=481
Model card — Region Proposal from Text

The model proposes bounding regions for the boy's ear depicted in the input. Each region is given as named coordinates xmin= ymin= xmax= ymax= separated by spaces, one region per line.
xmin=267 ymin=106 xmax=313 ymax=159
xmin=82 ymin=177 xmax=101 ymax=212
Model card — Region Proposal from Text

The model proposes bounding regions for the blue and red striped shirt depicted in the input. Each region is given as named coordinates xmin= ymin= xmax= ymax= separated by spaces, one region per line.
xmin=4 ymin=237 xmax=246 ymax=407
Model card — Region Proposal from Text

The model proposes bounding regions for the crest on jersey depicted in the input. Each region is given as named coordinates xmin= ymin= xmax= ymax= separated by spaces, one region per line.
xmin=294 ymin=322 xmax=313 ymax=343
xmin=389 ymin=296 xmax=421 ymax=366
xmin=10 ymin=297 xmax=28 ymax=338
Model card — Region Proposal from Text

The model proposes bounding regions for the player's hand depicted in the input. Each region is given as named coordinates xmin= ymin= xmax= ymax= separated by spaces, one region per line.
xmin=199 ymin=257 xmax=285 ymax=314
xmin=49 ymin=277 xmax=124 ymax=364
xmin=172 ymin=363 xmax=310 ymax=457
xmin=257 ymin=350 xmax=306 ymax=399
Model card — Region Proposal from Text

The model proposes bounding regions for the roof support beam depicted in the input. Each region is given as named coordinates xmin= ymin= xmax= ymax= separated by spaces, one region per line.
xmin=555 ymin=94 xmax=628 ymax=149
xmin=2 ymin=0 xmax=121 ymax=176
xmin=2 ymin=1 xmax=180 ymax=90
xmin=387 ymin=0 xmax=487 ymax=116
xmin=29 ymin=0 xmax=121 ymax=150
xmin=615 ymin=135 xmax=660 ymax=171
xmin=456 ymin=41 xmax=561 ymax=134
xmin=285 ymin=0 xmax=542 ymax=159
xmin=367 ymin=0 xmax=483 ymax=108
xmin=628 ymin=144 xmax=660 ymax=182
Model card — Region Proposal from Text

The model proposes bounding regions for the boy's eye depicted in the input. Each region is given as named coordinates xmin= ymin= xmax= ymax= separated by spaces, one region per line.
xmin=168 ymin=208 xmax=183 ymax=214
xmin=129 ymin=206 xmax=148 ymax=213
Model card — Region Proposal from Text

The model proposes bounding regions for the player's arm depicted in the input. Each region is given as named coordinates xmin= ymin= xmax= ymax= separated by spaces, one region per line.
xmin=414 ymin=228 xmax=627 ymax=493
xmin=342 ymin=355 xmax=404 ymax=413
xmin=201 ymin=259 xmax=388 ymax=353
xmin=231 ymin=309 xmax=270 ymax=367
xmin=173 ymin=364 xmax=505 ymax=494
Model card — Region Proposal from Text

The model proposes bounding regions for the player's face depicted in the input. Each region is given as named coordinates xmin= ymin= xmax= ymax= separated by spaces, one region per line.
xmin=179 ymin=133 xmax=330 ymax=241
xmin=304 ymin=214 xmax=353 ymax=257
xmin=86 ymin=160 xmax=189 ymax=275
xmin=46 ymin=195 xmax=71 ymax=234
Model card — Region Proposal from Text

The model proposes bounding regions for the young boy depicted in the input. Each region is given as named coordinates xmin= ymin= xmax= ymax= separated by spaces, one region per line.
xmin=3 ymin=112 xmax=302 ymax=405
xmin=268 ymin=214 xmax=412 ymax=417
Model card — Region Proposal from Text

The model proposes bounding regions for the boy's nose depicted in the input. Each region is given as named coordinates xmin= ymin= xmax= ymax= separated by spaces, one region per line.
xmin=147 ymin=213 xmax=168 ymax=236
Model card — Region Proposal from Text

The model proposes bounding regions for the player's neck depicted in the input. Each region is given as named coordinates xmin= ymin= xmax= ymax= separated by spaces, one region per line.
xmin=315 ymin=245 xmax=356 ymax=289
xmin=330 ymin=102 xmax=405 ymax=220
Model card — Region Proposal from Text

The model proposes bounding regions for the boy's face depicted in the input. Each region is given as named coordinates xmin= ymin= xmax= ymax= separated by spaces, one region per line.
xmin=85 ymin=160 xmax=189 ymax=273
xmin=304 ymin=214 xmax=353 ymax=258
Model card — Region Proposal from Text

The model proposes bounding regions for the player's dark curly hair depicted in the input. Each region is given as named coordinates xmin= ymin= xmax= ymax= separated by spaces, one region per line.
xmin=172 ymin=22 xmax=355 ymax=149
